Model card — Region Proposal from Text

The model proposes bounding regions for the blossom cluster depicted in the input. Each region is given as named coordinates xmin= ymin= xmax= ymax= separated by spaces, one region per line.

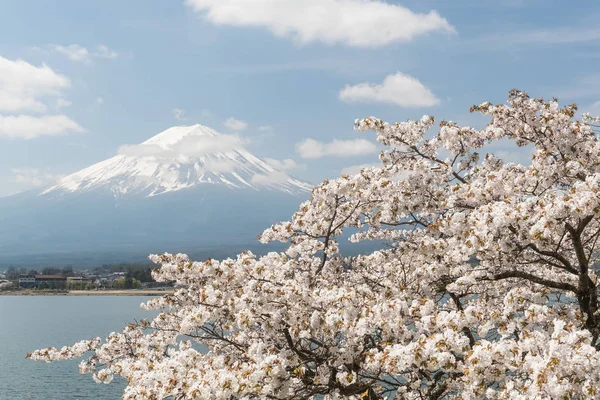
xmin=29 ymin=90 xmax=600 ymax=399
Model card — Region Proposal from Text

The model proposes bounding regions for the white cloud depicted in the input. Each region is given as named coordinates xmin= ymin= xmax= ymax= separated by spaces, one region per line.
xmin=0 ymin=56 xmax=81 ymax=139
xmin=0 ymin=115 xmax=83 ymax=139
xmin=174 ymin=133 xmax=248 ymax=156
xmin=49 ymin=44 xmax=118 ymax=63
xmin=118 ymin=132 xmax=248 ymax=158
xmin=52 ymin=44 xmax=91 ymax=63
xmin=224 ymin=117 xmax=248 ymax=131
xmin=339 ymin=72 xmax=439 ymax=107
xmin=12 ymin=168 xmax=63 ymax=187
xmin=202 ymin=158 xmax=236 ymax=173
xmin=341 ymin=163 xmax=381 ymax=175
xmin=185 ymin=0 xmax=455 ymax=48
xmin=94 ymin=45 xmax=118 ymax=59
xmin=251 ymin=171 xmax=289 ymax=186
xmin=96 ymin=97 xmax=104 ymax=105
xmin=0 ymin=56 xmax=70 ymax=113
xmin=296 ymin=138 xmax=377 ymax=159
xmin=173 ymin=108 xmax=186 ymax=120
xmin=264 ymin=158 xmax=298 ymax=170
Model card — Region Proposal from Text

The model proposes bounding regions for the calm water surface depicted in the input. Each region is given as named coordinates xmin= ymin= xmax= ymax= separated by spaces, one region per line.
xmin=0 ymin=296 xmax=158 ymax=399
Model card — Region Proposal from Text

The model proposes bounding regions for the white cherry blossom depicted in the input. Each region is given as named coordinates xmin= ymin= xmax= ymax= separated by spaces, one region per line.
xmin=29 ymin=90 xmax=600 ymax=399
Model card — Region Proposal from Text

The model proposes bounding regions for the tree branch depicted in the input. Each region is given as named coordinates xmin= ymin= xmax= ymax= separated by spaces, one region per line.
xmin=488 ymin=270 xmax=578 ymax=293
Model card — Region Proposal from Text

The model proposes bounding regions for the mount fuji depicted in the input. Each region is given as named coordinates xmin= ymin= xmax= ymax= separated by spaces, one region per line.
xmin=44 ymin=124 xmax=311 ymax=198
xmin=0 ymin=124 xmax=313 ymax=266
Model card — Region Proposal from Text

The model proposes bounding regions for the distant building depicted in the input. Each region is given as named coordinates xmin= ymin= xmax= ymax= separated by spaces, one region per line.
xmin=19 ymin=274 xmax=66 ymax=288
xmin=19 ymin=274 xmax=36 ymax=288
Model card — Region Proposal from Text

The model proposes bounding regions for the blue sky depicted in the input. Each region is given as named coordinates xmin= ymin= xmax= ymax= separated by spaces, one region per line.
xmin=1 ymin=0 xmax=600 ymax=196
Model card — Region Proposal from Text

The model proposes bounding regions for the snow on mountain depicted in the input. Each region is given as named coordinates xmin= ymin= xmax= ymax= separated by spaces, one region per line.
xmin=43 ymin=124 xmax=312 ymax=197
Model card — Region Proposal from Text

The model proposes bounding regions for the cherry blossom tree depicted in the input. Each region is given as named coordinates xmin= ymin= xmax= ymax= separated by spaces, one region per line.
xmin=29 ymin=90 xmax=600 ymax=399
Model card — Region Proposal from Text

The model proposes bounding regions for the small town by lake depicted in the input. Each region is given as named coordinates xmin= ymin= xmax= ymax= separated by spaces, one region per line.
xmin=0 ymin=262 xmax=173 ymax=296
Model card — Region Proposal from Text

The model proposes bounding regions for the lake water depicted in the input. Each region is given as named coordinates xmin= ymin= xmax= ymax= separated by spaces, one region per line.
xmin=0 ymin=296 xmax=158 ymax=399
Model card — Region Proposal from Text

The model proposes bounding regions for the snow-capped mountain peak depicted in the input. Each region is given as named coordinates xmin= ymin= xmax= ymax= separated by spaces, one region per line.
xmin=143 ymin=124 xmax=218 ymax=147
xmin=43 ymin=124 xmax=312 ymax=197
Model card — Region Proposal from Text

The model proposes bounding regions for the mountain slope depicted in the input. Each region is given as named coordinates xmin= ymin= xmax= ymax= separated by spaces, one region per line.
xmin=0 ymin=124 xmax=312 ymax=264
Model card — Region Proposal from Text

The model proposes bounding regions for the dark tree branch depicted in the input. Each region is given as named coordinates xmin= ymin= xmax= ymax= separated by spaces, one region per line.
xmin=488 ymin=270 xmax=578 ymax=293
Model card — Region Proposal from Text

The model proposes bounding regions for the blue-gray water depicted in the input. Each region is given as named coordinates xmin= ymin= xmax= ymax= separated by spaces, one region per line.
xmin=0 ymin=296 xmax=157 ymax=399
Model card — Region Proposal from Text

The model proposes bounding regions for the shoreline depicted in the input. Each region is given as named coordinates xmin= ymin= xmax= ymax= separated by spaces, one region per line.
xmin=0 ymin=289 xmax=174 ymax=296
